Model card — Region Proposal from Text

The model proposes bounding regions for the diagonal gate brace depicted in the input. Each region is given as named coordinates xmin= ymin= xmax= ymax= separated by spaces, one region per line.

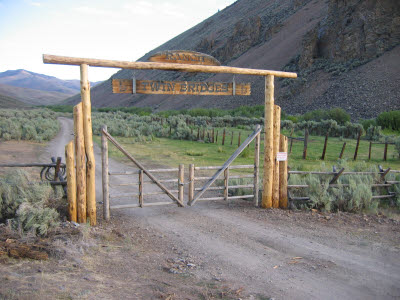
xmin=189 ymin=125 xmax=262 ymax=206
xmin=102 ymin=129 xmax=184 ymax=207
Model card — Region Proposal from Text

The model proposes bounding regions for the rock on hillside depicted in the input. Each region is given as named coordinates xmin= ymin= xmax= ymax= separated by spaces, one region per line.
xmin=65 ymin=0 xmax=400 ymax=119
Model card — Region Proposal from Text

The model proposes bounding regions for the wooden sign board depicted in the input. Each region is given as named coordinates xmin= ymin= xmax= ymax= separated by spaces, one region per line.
xmin=112 ymin=79 xmax=251 ymax=96
xmin=148 ymin=50 xmax=221 ymax=66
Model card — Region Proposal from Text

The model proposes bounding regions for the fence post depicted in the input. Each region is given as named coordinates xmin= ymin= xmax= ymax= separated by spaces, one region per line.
xmin=254 ymin=126 xmax=260 ymax=207
xmin=272 ymin=105 xmax=281 ymax=208
xmin=197 ymin=127 xmax=200 ymax=140
xmin=216 ymin=130 xmax=219 ymax=143
xmin=368 ymin=142 xmax=372 ymax=160
xmin=262 ymin=75 xmax=274 ymax=208
xmin=231 ymin=131 xmax=234 ymax=145
xmin=238 ymin=132 xmax=241 ymax=147
xmin=178 ymin=164 xmax=184 ymax=205
xmin=224 ymin=168 xmax=229 ymax=201
xmin=101 ymin=125 xmax=110 ymax=221
xmin=222 ymin=129 xmax=226 ymax=145
xmin=139 ymin=170 xmax=143 ymax=208
xmin=353 ymin=129 xmax=362 ymax=161
xmin=65 ymin=140 xmax=77 ymax=222
xmin=81 ymin=64 xmax=96 ymax=226
xmin=303 ymin=129 xmax=309 ymax=159
xmin=321 ymin=132 xmax=329 ymax=160
xmin=54 ymin=157 xmax=62 ymax=181
xmin=212 ymin=129 xmax=215 ymax=143
xmin=74 ymin=103 xmax=86 ymax=224
xmin=384 ymin=142 xmax=388 ymax=161
xmin=339 ymin=142 xmax=346 ymax=159
xmin=189 ymin=164 xmax=195 ymax=204
xmin=279 ymin=134 xmax=288 ymax=208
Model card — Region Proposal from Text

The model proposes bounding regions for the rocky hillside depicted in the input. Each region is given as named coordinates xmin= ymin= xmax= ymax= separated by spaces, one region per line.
xmin=66 ymin=0 xmax=400 ymax=119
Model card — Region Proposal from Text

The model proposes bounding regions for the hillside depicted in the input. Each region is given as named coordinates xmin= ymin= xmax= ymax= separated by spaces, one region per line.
xmin=0 ymin=69 xmax=103 ymax=106
xmin=0 ymin=93 xmax=29 ymax=109
xmin=0 ymin=84 xmax=69 ymax=106
xmin=65 ymin=0 xmax=400 ymax=119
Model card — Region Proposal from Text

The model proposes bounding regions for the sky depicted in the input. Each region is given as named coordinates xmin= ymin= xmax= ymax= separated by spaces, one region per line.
xmin=0 ymin=0 xmax=236 ymax=81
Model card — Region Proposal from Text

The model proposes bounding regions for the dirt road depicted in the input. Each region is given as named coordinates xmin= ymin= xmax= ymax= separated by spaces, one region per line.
xmin=49 ymin=118 xmax=400 ymax=299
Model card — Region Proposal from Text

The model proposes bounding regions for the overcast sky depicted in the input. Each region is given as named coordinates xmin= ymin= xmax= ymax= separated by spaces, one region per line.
xmin=0 ymin=0 xmax=236 ymax=81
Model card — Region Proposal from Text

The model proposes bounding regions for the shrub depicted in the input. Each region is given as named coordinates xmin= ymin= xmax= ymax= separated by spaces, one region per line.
xmin=0 ymin=170 xmax=61 ymax=236
xmin=376 ymin=110 xmax=400 ymax=131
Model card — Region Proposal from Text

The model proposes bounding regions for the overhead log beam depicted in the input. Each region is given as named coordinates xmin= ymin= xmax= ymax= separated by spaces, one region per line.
xmin=43 ymin=54 xmax=298 ymax=78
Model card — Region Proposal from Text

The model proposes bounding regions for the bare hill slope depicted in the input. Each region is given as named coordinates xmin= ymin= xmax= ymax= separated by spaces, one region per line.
xmin=66 ymin=0 xmax=400 ymax=119
xmin=0 ymin=93 xmax=29 ymax=109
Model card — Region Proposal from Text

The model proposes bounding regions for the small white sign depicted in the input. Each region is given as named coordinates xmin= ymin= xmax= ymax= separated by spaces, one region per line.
xmin=277 ymin=152 xmax=287 ymax=161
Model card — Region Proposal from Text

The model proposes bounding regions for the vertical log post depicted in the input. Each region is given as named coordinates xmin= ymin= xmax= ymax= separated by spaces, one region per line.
xmin=80 ymin=64 xmax=96 ymax=226
xmin=321 ymin=132 xmax=329 ymax=160
xmin=279 ymin=134 xmax=288 ymax=209
xmin=339 ymin=142 xmax=347 ymax=159
xmin=368 ymin=142 xmax=372 ymax=160
xmin=262 ymin=75 xmax=274 ymax=208
xmin=178 ymin=164 xmax=184 ymax=205
xmin=289 ymin=128 xmax=294 ymax=154
xmin=224 ymin=168 xmax=229 ymax=201
xmin=189 ymin=164 xmax=195 ymax=204
xmin=54 ymin=157 xmax=62 ymax=181
xmin=302 ymin=129 xmax=309 ymax=159
xmin=139 ymin=170 xmax=144 ymax=208
xmin=253 ymin=127 xmax=260 ymax=207
xmin=231 ymin=131 xmax=234 ymax=145
xmin=216 ymin=130 xmax=219 ymax=143
xmin=222 ymin=129 xmax=226 ymax=145
xmin=65 ymin=141 xmax=77 ymax=222
xmin=353 ymin=129 xmax=362 ymax=161
xmin=212 ymin=129 xmax=215 ymax=143
xmin=272 ymin=105 xmax=281 ymax=208
xmin=101 ymin=125 xmax=110 ymax=221
xmin=238 ymin=132 xmax=241 ymax=147
xmin=384 ymin=142 xmax=388 ymax=161
xmin=74 ymin=103 xmax=86 ymax=224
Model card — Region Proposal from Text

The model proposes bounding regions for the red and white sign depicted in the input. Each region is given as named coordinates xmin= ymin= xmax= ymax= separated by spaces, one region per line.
xmin=277 ymin=152 xmax=287 ymax=161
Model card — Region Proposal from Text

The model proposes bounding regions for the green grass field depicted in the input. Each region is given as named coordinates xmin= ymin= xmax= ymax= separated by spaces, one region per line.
xmin=94 ymin=127 xmax=400 ymax=171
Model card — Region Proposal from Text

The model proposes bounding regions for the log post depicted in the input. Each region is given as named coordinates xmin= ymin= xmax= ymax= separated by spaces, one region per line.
xmin=231 ymin=131 xmax=234 ymax=145
xmin=353 ymin=129 xmax=362 ymax=161
xmin=303 ymin=129 xmax=309 ymax=159
xmin=279 ymin=134 xmax=288 ymax=209
xmin=238 ymin=132 xmax=241 ymax=147
xmin=222 ymin=129 xmax=226 ymax=145
xmin=80 ymin=64 xmax=96 ymax=226
xmin=262 ymin=75 xmax=274 ymax=208
xmin=368 ymin=142 xmax=372 ymax=160
xmin=339 ymin=142 xmax=347 ymax=159
xmin=74 ymin=103 xmax=86 ymax=224
xmin=384 ymin=142 xmax=388 ymax=161
xmin=139 ymin=170 xmax=143 ymax=208
xmin=101 ymin=125 xmax=110 ymax=221
xmin=178 ymin=164 xmax=184 ymax=205
xmin=54 ymin=157 xmax=62 ymax=181
xmin=189 ymin=164 xmax=195 ymax=204
xmin=321 ymin=132 xmax=329 ymax=160
xmin=212 ymin=129 xmax=215 ymax=143
xmin=272 ymin=105 xmax=281 ymax=208
xmin=216 ymin=130 xmax=219 ymax=143
xmin=224 ymin=168 xmax=229 ymax=201
xmin=65 ymin=140 xmax=77 ymax=222
xmin=253 ymin=127 xmax=260 ymax=207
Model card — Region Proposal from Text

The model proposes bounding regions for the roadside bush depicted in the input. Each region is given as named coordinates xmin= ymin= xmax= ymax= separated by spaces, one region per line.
xmin=0 ymin=109 xmax=60 ymax=142
xmin=0 ymin=170 xmax=61 ymax=236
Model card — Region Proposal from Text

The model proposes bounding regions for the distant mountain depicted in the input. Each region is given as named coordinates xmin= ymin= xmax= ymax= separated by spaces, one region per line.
xmin=0 ymin=92 xmax=29 ymax=109
xmin=0 ymin=69 xmax=103 ymax=106
xmin=0 ymin=84 xmax=70 ymax=106
xmin=65 ymin=0 xmax=400 ymax=119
